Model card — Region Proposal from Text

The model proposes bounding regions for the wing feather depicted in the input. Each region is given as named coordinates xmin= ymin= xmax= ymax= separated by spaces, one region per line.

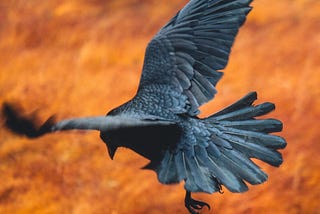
xmin=137 ymin=0 xmax=253 ymax=115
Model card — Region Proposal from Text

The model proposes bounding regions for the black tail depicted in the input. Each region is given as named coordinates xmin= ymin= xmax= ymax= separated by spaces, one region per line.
xmin=156 ymin=92 xmax=286 ymax=194
xmin=207 ymin=91 xmax=286 ymax=166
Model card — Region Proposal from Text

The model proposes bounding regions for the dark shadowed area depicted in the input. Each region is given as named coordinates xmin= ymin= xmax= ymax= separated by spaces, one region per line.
xmin=0 ymin=0 xmax=319 ymax=213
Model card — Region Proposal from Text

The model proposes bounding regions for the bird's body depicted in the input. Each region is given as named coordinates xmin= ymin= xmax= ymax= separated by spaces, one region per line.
xmin=2 ymin=0 xmax=287 ymax=213
xmin=104 ymin=90 xmax=284 ymax=195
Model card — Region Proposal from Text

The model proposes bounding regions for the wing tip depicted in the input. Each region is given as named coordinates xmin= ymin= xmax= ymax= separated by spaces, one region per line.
xmin=2 ymin=102 xmax=55 ymax=138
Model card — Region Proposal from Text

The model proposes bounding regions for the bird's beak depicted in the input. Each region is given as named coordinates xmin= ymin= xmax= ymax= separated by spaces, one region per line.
xmin=107 ymin=145 xmax=118 ymax=160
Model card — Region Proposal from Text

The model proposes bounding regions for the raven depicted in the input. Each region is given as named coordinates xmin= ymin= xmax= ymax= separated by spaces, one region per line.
xmin=2 ymin=0 xmax=287 ymax=213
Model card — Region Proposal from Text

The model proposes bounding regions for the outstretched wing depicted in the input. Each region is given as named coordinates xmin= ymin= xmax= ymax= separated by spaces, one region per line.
xmin=138 ymin=0 xmax=252 ymax=115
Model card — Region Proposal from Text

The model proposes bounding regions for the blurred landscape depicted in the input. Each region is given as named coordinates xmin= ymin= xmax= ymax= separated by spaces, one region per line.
xmin=0 ymin=0 xmax=319 ymax=213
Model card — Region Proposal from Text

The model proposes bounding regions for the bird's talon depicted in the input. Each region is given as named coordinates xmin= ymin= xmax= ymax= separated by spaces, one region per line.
xmin=185 ymin=191 xmax=211 ymax=214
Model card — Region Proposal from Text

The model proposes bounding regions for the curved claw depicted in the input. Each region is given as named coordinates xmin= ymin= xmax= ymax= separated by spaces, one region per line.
xmin=185 ymin=191 xmax=211 ymax=214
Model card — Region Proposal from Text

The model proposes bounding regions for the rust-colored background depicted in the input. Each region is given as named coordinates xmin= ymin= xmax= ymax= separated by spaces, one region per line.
xmin=0 ymin=0 xmax=319 ymax=213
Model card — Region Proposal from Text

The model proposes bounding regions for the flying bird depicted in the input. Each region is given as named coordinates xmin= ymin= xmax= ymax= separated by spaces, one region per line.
xmin=2 ymin=0 xmax=287 ymax=213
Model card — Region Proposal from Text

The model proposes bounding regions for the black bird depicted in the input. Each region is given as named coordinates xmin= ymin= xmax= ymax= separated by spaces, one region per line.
xmin=2 ymin=0 xmax=287 ymax=213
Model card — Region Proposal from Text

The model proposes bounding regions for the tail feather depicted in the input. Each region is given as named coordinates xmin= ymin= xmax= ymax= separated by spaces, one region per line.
xmin=221 ymin=133 xmax=283 ymax=166
xmin=211 ymin=91 xmax=257 ymax=117
xmin=158 ymin=151 xmax=179 ymax=184
xmin=174 ymin=151 xmax=187 ymax=181
xmin=205 ymin=151 xmax=248 ymax=192
xmin=196 ymin=145 xmax=248 ymax=193
xmin=222 ymin=127 xmax=286 ymax=149
xmin=184 ymin=151 xmax=217 ymax=193
xmin=211 ymin=133 xmax=232 ymax=149
xmin=206 ymin=141 xmax=222 ymax=157
xmin=217 ymin=119 xmax=283 ymax=133
xmin=155 ymin=92 xmax=286 ymax=194
xmin=212 ymin=102 xmax=275 ymax=121
xmin=220 ymin=149 xmax=268 ymax=185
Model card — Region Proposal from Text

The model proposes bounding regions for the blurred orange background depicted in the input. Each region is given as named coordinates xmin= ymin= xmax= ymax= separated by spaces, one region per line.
xmin=0 ymin=0 xmax=319 ymax=213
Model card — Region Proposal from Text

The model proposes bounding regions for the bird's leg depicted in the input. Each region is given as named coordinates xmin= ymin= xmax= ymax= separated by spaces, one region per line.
xmin=184 ymin=191 xmax=210 ymax=214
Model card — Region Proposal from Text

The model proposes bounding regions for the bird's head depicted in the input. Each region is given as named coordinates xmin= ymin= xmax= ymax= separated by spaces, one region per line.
xmin=100 ymin=131 xmax=118 ymax=160
xmin=107 ymin=142 xmax=118 ymax=160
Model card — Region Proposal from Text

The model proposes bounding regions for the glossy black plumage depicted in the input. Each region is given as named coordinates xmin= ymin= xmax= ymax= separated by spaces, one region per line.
xmin=2 ymin=1 xmax=287 ymax=214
